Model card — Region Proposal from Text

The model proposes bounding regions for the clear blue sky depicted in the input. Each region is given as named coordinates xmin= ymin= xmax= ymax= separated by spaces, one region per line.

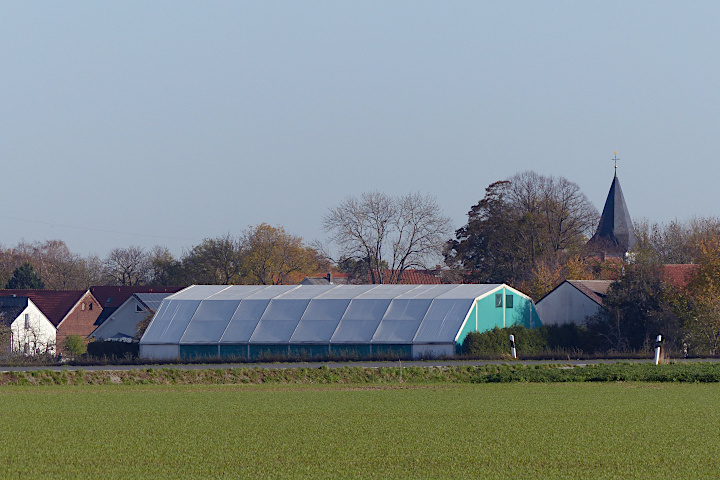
xmin=2 ymin=2 xmax=719 ymax=257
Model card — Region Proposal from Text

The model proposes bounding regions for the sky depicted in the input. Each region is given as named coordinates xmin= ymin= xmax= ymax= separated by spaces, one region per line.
xmin=2 ymin=2 xmax=720 ymax=258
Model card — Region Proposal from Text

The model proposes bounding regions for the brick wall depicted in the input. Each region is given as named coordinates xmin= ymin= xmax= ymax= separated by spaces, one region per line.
xmin=56 ymin=292 xmax=101 ymax=352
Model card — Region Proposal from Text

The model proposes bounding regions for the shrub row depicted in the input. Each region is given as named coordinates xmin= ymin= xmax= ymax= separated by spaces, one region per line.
xmin=470 ymin=362 xmax=720 ymax=383
xmin=3 ymin=362 xmax=720 ymax=386
xmin=86 ymin=341 xmax=139 ymax=359
xmin=462 ymin=325 xmax=627 ymax=357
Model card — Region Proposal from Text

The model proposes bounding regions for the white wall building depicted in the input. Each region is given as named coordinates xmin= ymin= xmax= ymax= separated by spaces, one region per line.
xmin=0 ymin=296 xmax=56 ymax=355
xmin=90 ymin=293 xmax=173 ymax=342
xmin=535 ymin=280 xmax=612 ymax=326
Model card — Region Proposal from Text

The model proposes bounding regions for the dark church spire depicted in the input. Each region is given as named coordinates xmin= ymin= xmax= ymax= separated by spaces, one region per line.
xmin=587 ymin=153 xmax=636 ymax=256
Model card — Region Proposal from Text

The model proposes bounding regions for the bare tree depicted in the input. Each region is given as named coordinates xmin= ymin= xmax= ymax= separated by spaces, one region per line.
xmin=0 ymin=323 xmax=12 ymax=359
xmin=0 ymin=240 xmax=108 ymax=290
xmin=0 ymin=242 xmax=29 ymax=286
xmin=81 ymin=254 xmax=107 ymax=288
xmin=505 ymin=171 xmax=598 ymax=258
xmin=28 ymin=240 xmax=92 ymax=290
xmin=104 ymin=246 xmax=150 ymax=286
xmin=323 ymin=192 xmax=451 ymax=284
xmin=633 ymin=216 xmax=720 ymax=265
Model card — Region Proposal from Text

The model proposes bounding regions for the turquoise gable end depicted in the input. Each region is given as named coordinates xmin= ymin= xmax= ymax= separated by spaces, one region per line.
xmin=455 ymin=286 xmax=542 ymax=346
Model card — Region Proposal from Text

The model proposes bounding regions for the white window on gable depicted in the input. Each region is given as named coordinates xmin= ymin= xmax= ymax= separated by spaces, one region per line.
xmin=495 ymin=293 xmax=503 ymax=308
xmin=24 ymin=313 xmax=30 ymax=330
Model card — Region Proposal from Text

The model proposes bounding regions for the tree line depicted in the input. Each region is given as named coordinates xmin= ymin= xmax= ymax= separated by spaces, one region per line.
xmin=0 ymin=191 xmax=455 ymax=289
xmin=584 ymin=218 xmax=720 ymax=356
xmin=0 ymin=224 xmax=331 ymax=289
xmin=5 ymin=170 xmax=720 ymax=355
xmin=443 ymin=171 xmax=720 ymax=355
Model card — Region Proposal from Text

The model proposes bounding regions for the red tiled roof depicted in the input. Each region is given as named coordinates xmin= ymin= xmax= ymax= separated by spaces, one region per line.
xmin=392 ymin=269 xmax=442 ymax=284
xmin=301 ymin=270 xmax=442 ymax=285
xmin=89 ymin=286 xmax=185 ymax=308
xmin=0 ymin=290 xmax=87 ymax=327
xmin=661 ymin=264 xmax=698 ymax=290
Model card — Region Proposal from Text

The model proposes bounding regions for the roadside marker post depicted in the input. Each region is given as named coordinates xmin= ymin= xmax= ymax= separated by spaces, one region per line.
xmin=654 ymin=335 xmax=663 ymax=365
xmin=509 ymin=334 xmax=517 ymax=359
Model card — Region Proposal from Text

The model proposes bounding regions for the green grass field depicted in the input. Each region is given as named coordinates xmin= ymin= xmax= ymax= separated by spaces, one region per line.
xmin=1 ymin=382 xmax=719 ymax=479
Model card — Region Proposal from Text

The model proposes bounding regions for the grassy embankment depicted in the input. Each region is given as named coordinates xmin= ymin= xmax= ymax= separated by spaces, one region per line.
xmin=4 ymin=362 xmax=720 ymax=385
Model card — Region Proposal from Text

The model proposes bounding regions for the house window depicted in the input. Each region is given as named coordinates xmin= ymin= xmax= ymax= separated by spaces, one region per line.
xmin=81 ymin=303 xmax=86 ymax=311
xmin=495 ymin=293 xmax=503 ymax=308
xmin=506 ymin=295 xmax=514 ymax=309
xmin=89 ymin=303 xmax=93 ymax=311
xmin=136 ymin=305 xmax=144 ymax=313
xmin=24 ymin=313 xmax=30 ymax=330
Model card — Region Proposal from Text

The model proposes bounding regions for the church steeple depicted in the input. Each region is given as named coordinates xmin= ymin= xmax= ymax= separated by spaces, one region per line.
xmin=587 ymin=153 xmax=636 ymax=256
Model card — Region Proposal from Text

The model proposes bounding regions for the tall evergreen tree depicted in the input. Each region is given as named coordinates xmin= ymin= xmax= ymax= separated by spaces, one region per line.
xmin=5 ymin=262 xmax=45 ymax=289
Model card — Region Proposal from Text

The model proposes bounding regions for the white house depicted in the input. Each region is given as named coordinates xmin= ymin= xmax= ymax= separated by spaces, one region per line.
xmin=535 ymin=280 xmax=613 ymax=326
xmin=90 ymin=293 xmax=175 ymax=342
xmin=0 ymin=296 xmax=56 ymax=355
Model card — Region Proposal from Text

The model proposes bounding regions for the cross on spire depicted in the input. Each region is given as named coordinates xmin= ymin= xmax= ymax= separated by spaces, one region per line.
xmin=612 ymin=151 xmax=619 ymax=176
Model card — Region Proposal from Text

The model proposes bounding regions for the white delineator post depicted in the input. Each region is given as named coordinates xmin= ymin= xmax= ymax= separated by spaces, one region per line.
xmin=654 ymin=335 xmax=663 ymax=365
xmin=509 ymin=334 xmax=517 ymax=359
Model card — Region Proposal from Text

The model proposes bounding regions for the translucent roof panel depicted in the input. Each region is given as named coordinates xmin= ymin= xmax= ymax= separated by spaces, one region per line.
xmin=290 ymin=298 xmax=352 ymax=343
xmin=140 ymin=301 xmax=172 ymax=344
xmin=355 ymin=284 xmax=417 ymax=299
xmin=382 ymin=298 xmax=434 ymax=321
xmin=274 ymin=284 xmax=336 ymax=299
xmin=330 ymin=298 xmax=392 ymax=343
xmin=435 ymin=284 xmax=502 ymax=299
xmin=289 ymin=320 xmax=339 ymax=343
xmin=141 ymin=299 xmax=201 ymax=344
xmin=170 ymin=285 xmax=231 ymax=300
xmin=249 ymin=299 xmax=310 ymax=343
xmin=413 ymin=298 xmax=475 ymax=343
xmin=314 ymin=284 xmax=377 ymax=299
xmin=206 ymin=285 xmax=266 ymax=300
xmin=143 ymin=284 xmax=514 ymax=346
xmin=135 ymin=293 xmax=174 ymax=312
xmin=179 ymin=300 xmax=241 ymax=344
xmin=219 ymin=299 xmax=271 ymax=343
xmin=371 ymin=299 xmax=433 ymax=343
xmin=243 ymin=285 xmax=299 ymax=300
xmin=395 ymin=284 xmax=457 ymax=299
xmin=301 ymin=298 xmax=353 ymax=321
